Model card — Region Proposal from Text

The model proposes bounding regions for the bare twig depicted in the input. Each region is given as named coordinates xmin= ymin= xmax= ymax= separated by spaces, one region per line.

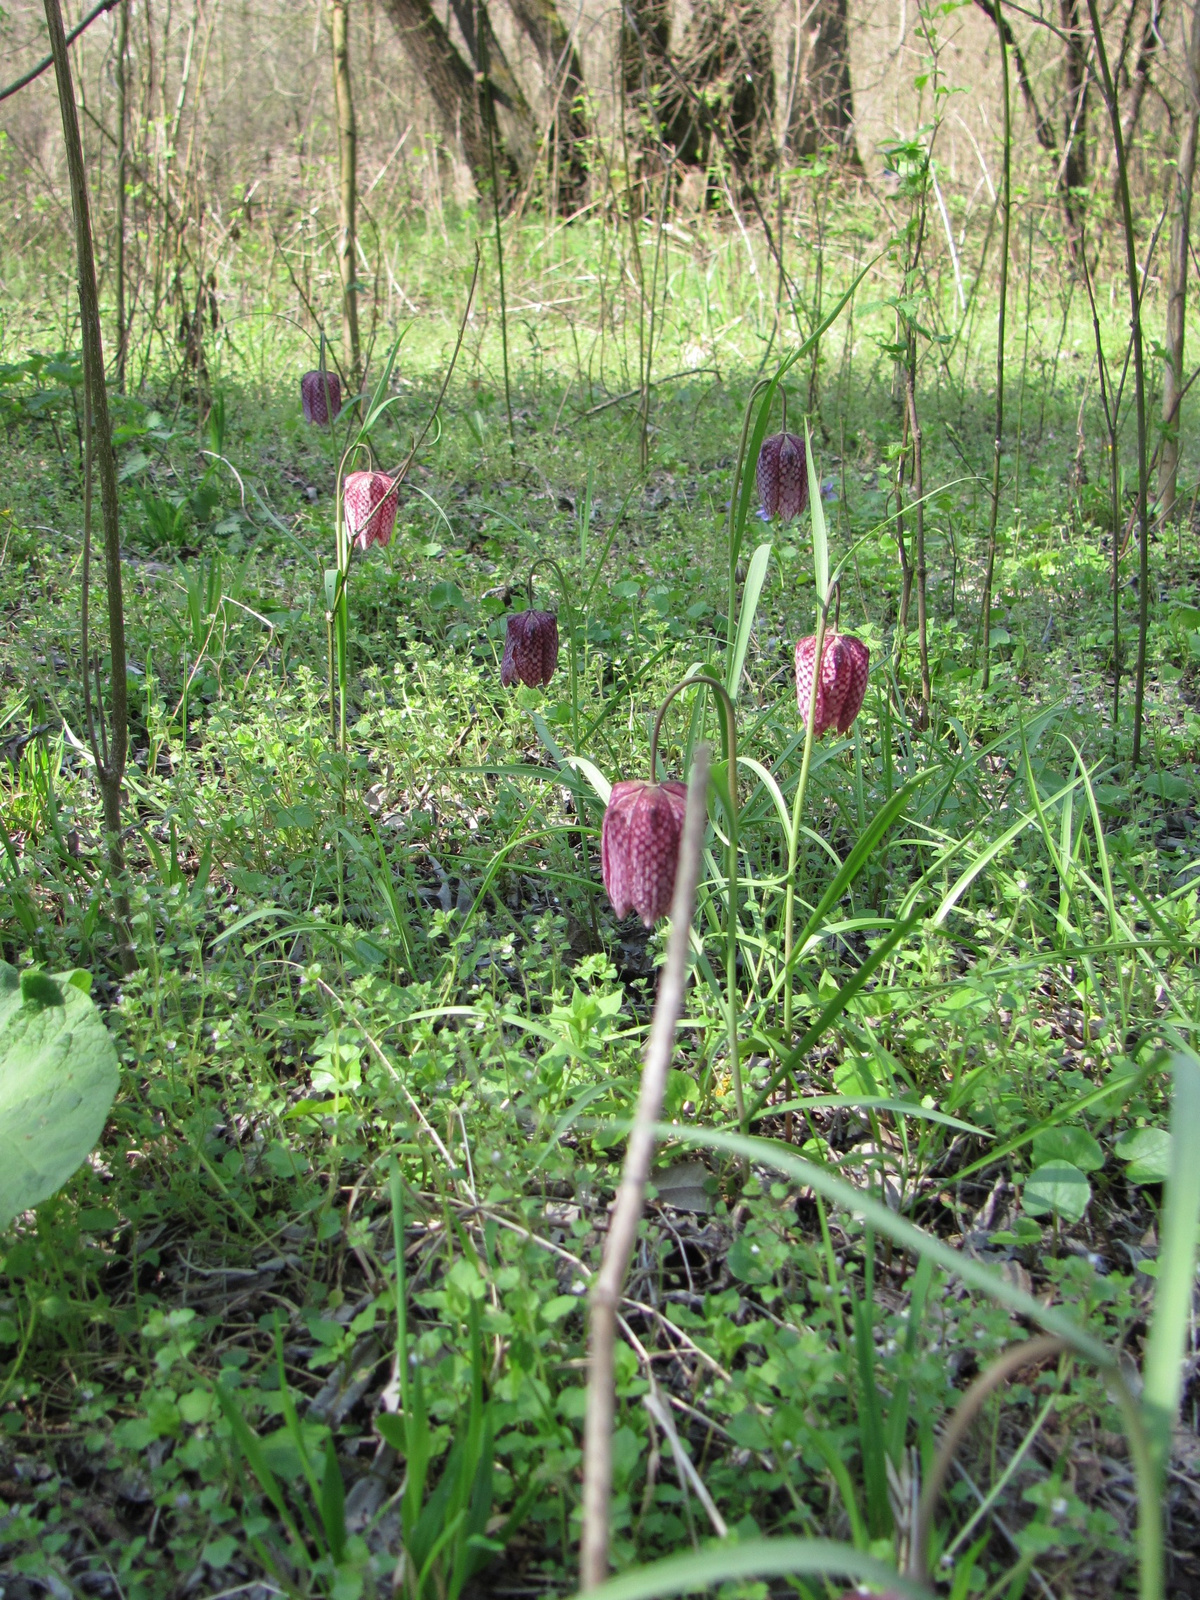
xmin=0 ymin=0 xmax=119 ymax=105
xmin=580 ymin=746 xmax=710 ymax=1591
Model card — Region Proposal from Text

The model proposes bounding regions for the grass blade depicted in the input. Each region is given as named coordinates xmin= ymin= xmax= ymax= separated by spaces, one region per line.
xmin=570 ymin=1537 xmax=931 ymax=1600
xmin=1141 ymin=1048 xmax=1200 ymax=1480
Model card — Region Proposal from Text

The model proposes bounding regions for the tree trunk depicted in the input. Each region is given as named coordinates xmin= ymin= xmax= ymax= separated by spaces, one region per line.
xmin=1113 ymin=0 xmax=1160 ymax=201
xmin=378 ymin=0 xmax=524 ymax=201
xmin=448 ymin=0 xmax=537 ymax=182
xmin=1160 ymin=0 xmax=1200 ymax=518
xmin=622 ymin=0 xmax=671 ymax=97
xmin=330 ymin=0 xmax=362 ymax=386
xmin=506 ymin=0 xmax=590 ymax=210
xmin=786 ymin=0 xmax=859 ymax=165
xmin=1060 ymin=0 xmax=1089 ymax=251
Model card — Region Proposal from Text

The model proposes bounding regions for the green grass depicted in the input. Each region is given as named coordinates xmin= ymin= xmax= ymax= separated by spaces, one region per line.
xmin=1 ymin=208 xmax=1199 ymax=1599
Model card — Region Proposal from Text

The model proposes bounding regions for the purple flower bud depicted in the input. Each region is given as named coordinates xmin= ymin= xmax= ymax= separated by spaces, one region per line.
xmin=500 ymin=608 xmax=559 ymax=688
xmin=756 ymin=431 xmax=809 ymax=522
xmin=301 ymin=370 xmax=341 ymax=426
xmin=601 ymin=779 xmax=689 ymax=926
xmin=794 ymin=632 xmax=870 ymax=736
xmin=344 ymin=471 xmax=397 ymax=551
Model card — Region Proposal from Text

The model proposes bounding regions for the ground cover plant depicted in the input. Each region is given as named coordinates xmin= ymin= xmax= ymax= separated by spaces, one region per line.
xmin=3 ymin=0 xmax=1200 ymax=1592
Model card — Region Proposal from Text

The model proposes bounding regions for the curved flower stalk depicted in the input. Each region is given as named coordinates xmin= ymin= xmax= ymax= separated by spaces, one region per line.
xmin=781 ymin=428 xmax=871 ymax=1047
xmin=601 ymin=675 xmax=745 ymax=1131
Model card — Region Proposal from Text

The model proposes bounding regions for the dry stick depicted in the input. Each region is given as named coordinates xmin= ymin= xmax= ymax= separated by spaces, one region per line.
xmin=981 ymin=0 xmax=1011 ymax=691
xmin=580 ymin=746 xmax=711 ymax=1592
xmin=1085 ymin=0 xmax=1151 ymax=766
xmin=44 ymin=0 xmax=135 ymax=972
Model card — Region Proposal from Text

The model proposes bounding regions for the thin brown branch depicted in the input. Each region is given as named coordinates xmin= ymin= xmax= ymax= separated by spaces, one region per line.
xmin=580 ymin=747 xmax=710 ymax=1591
xmin=0 ymin=0 xmax=119 ymax=105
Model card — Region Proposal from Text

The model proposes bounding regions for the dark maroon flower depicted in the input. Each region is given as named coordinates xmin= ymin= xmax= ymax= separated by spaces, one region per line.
xmin=500 ymin=609 xmax=559 ymax=688
xmin=601 ymin=779 xmax=688 ymax=926
xmin=794 ymin=632 xmax=869 ymax=736
xmin=756 ymin=431 xmax=809 ymax=522
xmin=301 ymin=370 xmax=342 ymax=426
xmin=344 ymin=471 xmax=397 ymax=551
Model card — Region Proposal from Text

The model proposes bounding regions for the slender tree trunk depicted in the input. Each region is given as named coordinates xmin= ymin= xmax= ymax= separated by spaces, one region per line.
xmin=114 ymin=0 xmax=130 ymax=390
xmin=43 ymin=0 xmax=134 ymax=969
xmin=1116 ymin=1 xmax=1159 ymax=182
xmin=1086 ymin=0 xmax=1151 ymax=765
xmin=1060 ymin=0 xmax=1089 ymax=255
xmin=506 ymin=0 xmax=590 ymax=210
xmin=786 ymin=0 xmax=860 ymax=165
xmin=330 ymin=0 xmax=361 ymax=386
xmin=1160 ymin=0 xmax=1200 ymax=519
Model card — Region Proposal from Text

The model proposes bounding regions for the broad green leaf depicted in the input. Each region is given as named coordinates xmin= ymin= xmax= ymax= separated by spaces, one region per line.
xmin=1031 ymin=1126 xmax=1104 ymax=1173
xmin=1022 ymin=1161 xmax=1091 ymax=1224
xmin=0 ymin=970 xmax=119 ymax=1229
xmin=1116 ymin=1126 xmax=1172 ymax=1184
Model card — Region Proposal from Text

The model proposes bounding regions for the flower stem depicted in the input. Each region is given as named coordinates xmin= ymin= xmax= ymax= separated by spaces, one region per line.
xmin=783 ymin=603 xmax=829 ymax=1045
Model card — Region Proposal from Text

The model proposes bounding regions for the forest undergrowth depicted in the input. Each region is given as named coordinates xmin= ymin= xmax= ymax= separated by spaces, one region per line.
xmin=1 ymin=214 xmax=1199 ymax=1600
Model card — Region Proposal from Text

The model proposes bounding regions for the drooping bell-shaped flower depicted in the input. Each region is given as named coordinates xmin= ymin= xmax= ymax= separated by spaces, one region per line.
xmin=301 ymin=369 xmax=342 ymax=426
xmin=344 ymin=471 xmax=398 ymax=551
xmin=601 ymin=779 xmax=688 ymax=926
xmin=756 ymin=430 xmax=809 ymax=522
xmin=794 ymin=632 xmax=869 ymax=736
xmin=500 ymin=608 xmax=559 ymax=688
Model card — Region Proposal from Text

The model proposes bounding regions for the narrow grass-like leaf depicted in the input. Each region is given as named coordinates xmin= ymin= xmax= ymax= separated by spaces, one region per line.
xmin=570 ymin=1537 xmax=930 ymax=1600
xmin=653 ymin=1125 xmax=1113 ymax=1366
xmin=1141 ymin=1049 xmax=1200 ymax=1480
xmin=726 ymin=541 xmax=771 ymax=699
xmin=805 ymin=422 xmax=828 ymax=607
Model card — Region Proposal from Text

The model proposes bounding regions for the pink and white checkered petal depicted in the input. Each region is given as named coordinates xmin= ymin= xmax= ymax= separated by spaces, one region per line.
xmin=756 ymin=433 xmax=782 ymax=519
xmin=344 ymin=471 xmax=397 ymax=551
xmin=301 ymin=370 xmax=341 ymax=426
xmin=601 ymin=780 xmax=686 ymax=925
xmin=836 ymin=635 xmax=870 ymax=732
xmin=776 ymin=432 xmax=809 ymax=522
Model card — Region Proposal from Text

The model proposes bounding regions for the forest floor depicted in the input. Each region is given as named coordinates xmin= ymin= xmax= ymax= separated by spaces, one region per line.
xmin=1 ymin=221 xmax=1200 ymax=1599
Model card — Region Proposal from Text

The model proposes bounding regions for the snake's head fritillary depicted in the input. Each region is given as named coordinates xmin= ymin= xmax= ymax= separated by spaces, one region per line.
xmin=600 ymin=779 xmax=689 ymax=926
xmin=794 ymin=632 xmax=869 ymax=736
xmin=343 ymin=471 xmax=398 ymax=551
xmin=500 ymin=609 xmax=559 ymax=688
xmin=301 ymin=370 xmax=342 ymax=426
